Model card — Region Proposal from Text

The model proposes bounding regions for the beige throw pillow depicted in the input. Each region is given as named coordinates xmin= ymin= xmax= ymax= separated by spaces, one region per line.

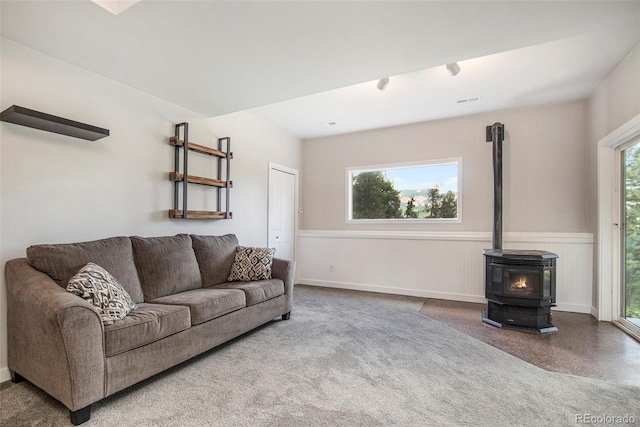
xmin=228 ymin=246 xmax=276 ymax=281
xmin=66 ymin=262 xmax=136 ymax=325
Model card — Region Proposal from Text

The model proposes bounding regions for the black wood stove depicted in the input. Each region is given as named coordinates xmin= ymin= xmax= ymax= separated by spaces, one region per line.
xmin=481 ymin=123 xmax=559 ymax=333
xmin=482 ymin=249 xmax=558 ymax=332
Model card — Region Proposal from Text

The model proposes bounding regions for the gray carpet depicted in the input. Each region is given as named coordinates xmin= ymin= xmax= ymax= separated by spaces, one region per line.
xmin=1 ymin=285 xmax=638 ymax=426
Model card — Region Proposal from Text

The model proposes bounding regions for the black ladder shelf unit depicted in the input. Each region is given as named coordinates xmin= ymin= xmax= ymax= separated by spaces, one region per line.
xmin=168 ymin=122 xmax=232 ymax=219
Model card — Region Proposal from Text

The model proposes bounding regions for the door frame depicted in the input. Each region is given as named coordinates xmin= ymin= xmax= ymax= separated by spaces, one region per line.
xmin=597 ymin=113 xmax=640 ymax=330
xmin=267 ymin=162 xmax=299 ymax=260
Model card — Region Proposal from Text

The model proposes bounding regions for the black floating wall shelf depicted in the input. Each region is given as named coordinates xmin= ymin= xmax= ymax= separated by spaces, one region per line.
xmin=0 ymin=105 xmax=109 ymax=141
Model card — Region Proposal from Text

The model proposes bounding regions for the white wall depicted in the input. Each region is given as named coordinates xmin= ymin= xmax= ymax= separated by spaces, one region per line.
xmin=589 ymin=44 xmax=640 ymax=145
xmin=302 ymin=101 xmax=589 ymax=233
xmin=299 ymin=101 xmax=593 ymax=311
xmin=587 ymin=44 xmax=640 ymax=310
xmin=297 ymin=231 xmax=593 ymax=314
xmin=0 ymin=39 xmax=302 ymax=381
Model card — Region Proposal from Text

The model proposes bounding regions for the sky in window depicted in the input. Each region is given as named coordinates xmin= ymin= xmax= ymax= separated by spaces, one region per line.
xmin=385 ymin=164 xmax=458 ymax=192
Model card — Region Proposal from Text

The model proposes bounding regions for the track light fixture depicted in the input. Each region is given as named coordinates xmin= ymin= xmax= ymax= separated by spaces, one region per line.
xmin=377 ymin=77 xmax=390 ymax=91
xmin=446 ymin=62 xmax=461 ymax=76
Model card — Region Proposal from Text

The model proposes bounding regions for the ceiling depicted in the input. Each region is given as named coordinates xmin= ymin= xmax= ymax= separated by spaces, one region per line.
xmin=1 ymin=1 xmax=639 ymax=139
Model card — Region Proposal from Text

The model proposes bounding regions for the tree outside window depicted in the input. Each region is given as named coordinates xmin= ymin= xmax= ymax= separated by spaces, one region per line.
xmin=624 ymin=143 xmax=640 ymax=319
xmin=347 ymin=159 xmax=461 ymax=222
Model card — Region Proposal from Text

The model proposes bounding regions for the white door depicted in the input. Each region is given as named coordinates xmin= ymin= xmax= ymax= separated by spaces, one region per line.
xmin=268 ymin=164 xmax=297 ymax=260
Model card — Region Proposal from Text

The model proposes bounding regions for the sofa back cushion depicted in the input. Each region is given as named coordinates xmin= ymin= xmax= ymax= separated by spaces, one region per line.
xmin=190 ymin=234 xmax=238 ymax=286
xmin=130 ymin=234 xmax=201 ymax=301
xmin=26 ymin=236 xmax=145 ymax=303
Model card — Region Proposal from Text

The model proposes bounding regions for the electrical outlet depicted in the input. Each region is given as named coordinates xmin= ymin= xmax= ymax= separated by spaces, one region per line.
xmin=329 ymin=264 xmax=334 ymax=272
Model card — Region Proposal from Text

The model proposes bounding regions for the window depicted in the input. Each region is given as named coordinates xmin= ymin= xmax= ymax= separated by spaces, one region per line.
xmin=346 ymin=158 xmax=461 ymax=222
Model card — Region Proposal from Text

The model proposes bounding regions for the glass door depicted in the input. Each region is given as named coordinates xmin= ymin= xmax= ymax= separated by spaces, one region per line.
xmin=620 ymin=140 xmax=640 ymax=337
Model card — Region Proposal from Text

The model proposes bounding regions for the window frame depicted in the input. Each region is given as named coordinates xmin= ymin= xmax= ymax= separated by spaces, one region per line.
xmin=345 ymin=157 xmax=463 ymax=224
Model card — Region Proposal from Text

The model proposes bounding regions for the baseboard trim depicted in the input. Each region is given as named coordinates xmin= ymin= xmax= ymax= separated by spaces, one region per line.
xmin=553 ymin=303 xmax=592 ymax=314
xmin=590 ymin=305 xmax=599 ymax=319
xmin=0 ymin=367 xmax=11 ymax=383
xmin=297 ymin=278 xmax=486 ymax=304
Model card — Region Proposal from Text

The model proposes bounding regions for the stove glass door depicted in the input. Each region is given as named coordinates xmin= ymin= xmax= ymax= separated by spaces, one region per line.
xmin=503 ymin=267 xmax=541 ymax=298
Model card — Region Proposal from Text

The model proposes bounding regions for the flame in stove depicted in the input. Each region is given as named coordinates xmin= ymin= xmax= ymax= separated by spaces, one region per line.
xmin=510 ymin=276 xmax=529 ymax=291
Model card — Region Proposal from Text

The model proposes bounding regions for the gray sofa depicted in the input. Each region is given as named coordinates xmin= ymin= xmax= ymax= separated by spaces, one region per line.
xmin=5 ymin=234 xmax=295 ymax=425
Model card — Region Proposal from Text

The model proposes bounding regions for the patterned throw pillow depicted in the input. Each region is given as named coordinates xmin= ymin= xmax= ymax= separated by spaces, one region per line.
xmin=228 ymin=246 xmax=276 ymax=281
xmin=66 ymin=262 xmax=137 ymax=325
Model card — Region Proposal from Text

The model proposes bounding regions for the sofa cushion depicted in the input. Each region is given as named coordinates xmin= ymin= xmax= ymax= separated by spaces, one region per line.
xmin=190 ymin=234 xmax=239 ymax=287
xmin=150 ymin=288 xmax=246 ymax=325
xmin=66 ymin=262 xmax=137 ymax=326
xmin=130 ymin=235 xmax=202 ymax=301
xmin=26 ymin=236 xmax=145 ymax=303
xmin=103 ymin=303 xmax=191 ymax=357
xmin=228 ymin=246 xmax=276 ymax=281
xmin=212 ymin=279 xmax=284 ymax=306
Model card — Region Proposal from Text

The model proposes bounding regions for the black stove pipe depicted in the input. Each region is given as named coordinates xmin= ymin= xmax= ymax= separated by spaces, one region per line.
xmin=486 ymin=122 xmax=504 ymax=250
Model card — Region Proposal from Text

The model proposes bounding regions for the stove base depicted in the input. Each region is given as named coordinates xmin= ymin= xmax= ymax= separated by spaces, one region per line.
xmin=482 ymin=308 xmax=558 ymax=334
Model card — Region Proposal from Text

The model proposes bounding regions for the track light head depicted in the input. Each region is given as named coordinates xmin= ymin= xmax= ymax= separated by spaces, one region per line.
xmin=446 ymin=62 xmax=461 ymax=76
xmin=377 ymin=77 xmax=390 ymax=91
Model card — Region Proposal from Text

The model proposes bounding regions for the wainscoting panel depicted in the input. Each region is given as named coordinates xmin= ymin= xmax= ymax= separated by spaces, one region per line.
xmin=297 ymin=231 xmax=594 ymax=313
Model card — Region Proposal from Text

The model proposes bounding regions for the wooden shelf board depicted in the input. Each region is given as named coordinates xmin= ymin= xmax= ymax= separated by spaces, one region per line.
xmin=169 ymin=172 xmax=227 ymax=188
xmin=169 ymin=210 xmax=230 ymax=219
xmin=169 ymin=137 xmax=227 ymax=158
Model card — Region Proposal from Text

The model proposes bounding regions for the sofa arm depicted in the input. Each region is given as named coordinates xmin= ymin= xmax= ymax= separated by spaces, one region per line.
xmin=5 ymin=258 xmax=106 ymax=411
xmin=272 ymin=258 xmax=295 ymax=312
